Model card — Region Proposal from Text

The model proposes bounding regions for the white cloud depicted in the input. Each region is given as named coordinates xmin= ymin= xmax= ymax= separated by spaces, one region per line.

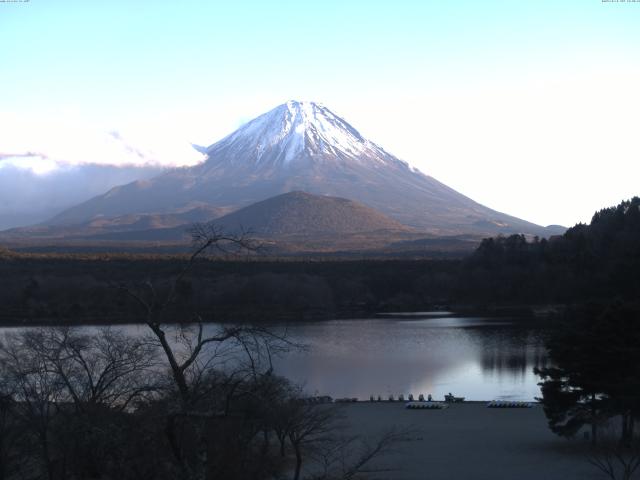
xmin=0 ymin=110 xmax=206 ymax=173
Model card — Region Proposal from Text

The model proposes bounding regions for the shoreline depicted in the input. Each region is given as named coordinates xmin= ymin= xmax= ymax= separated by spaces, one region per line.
xmin=334 ymin=399 xmax=540 ymax=404
xmin=0 ymin=305 xmax=562 ymax=328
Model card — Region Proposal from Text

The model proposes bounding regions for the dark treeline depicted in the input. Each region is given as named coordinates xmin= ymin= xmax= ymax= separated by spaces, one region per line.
xmin=466 ymin=196 xmax=640 ymax=304
xmin=2 ymin=197 xmax=640 ymax=325
xmin=0 ymin=256 xmax=462 ymax=324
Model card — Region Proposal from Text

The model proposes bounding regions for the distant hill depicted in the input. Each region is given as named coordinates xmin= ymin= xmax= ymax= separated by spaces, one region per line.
xmin=0 ymin=192 xmax=415 ymax=250
xmin=78 ymin=192 xmax=418 ymax=251
xmin=212 ymin=191 xmax=412 ymax=236
xmin=0 ymin=204 xmax=225 ymax=240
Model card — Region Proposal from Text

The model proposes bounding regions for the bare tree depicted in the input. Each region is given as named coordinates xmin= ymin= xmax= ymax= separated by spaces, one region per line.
xmin=20 ymin=327 xmax=158 ymax=410
xmin=118 ymin=223 xmax=268 ymax=402
xmin=588 ymin=422 xmax=640 ymax=480
xmin=117 ymin=223 xmax=295 ymax=480
xmin=287 ymin=403 xmax=341 ymax=480
xmin=309 ymin=427 xmax=411 ymax=480
xmin=274 ymin=393 xmax=413 ymax=480
xmin=0 ymin=327 xmax=160 ymax=480
xmin=0 ymin=376 xmax=25 ymax=480
xmin=0 ymin=332 xmax=67 ymax=480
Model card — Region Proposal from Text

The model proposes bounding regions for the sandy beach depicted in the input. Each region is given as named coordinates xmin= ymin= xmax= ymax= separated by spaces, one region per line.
xmin=338 ymin=402 xmax=600 ymax=480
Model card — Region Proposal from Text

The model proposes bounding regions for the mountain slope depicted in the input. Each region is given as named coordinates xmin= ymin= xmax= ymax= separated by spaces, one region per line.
xmin=48 ymin=101 xmax=558 ymax=236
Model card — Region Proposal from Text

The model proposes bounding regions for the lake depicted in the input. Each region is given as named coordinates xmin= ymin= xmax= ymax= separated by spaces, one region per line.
xmin=273 ymin=315 xmax=548 ymax=401
xmin=1 ymin=314 xmax=549 ymax=401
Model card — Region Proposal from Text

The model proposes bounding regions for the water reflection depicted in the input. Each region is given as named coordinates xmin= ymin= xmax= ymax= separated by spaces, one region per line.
xmin=0 ymin=316 xmax=548 ymax=401
xmin=479 ymin=329 xmax=548 ymax=380
xmin=271 ymin=317 xmax=548 ymax=401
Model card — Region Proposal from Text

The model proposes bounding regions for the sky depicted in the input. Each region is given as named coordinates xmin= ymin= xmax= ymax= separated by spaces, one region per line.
xmin=1 ymin=0 xmax=639 ymax=227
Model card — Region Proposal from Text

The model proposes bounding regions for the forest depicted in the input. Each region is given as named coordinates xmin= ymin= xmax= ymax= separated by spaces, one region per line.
xmin=1 ymin=197 xmax=639 ymax=325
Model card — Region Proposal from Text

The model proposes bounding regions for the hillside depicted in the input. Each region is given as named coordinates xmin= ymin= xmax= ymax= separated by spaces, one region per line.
xmin=212 ymin=191 xmax=412 ymax=236
xmin=0 ymin=205 xmax=224 ymax=240
xmin=68 ymin=192 xmax=422 ymax=252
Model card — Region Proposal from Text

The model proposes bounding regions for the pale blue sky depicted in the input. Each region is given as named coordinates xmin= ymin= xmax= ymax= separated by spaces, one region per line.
xmin=1 ymin=0 xmax=639 ymax=226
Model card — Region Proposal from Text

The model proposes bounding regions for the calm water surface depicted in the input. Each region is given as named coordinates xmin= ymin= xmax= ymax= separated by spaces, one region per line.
xmin=2 ymin=315 xmax=548 ymax=401
xmin=271 ymin=316 xmax=548 ymax=401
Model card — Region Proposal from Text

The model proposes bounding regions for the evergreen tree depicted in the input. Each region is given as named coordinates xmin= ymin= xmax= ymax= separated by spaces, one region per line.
xmin=536 ymin=303 xmax=640 ymax=444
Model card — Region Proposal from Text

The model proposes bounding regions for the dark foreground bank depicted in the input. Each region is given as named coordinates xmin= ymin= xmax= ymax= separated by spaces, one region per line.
xmin=337 ymin=403 xmax=598 ymax=480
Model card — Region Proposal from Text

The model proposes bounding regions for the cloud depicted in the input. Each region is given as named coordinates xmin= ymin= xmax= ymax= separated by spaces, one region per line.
xmin=0 ymin=108 xmax=230 ymax=230
xmin=0 ymin=111 xmax=206 ymax=173
xmin=0 ymin=163 xmax=166 ymax=230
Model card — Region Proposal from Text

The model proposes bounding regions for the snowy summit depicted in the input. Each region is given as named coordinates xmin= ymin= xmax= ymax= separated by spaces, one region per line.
xmin=202 ymin=100 xmax=399 ymax=168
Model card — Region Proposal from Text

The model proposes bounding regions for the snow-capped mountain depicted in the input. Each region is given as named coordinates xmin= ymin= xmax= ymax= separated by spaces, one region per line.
xmin=47 ymin=101 xmax=559 ymax=236
xmin=201 ymin=100 xmax=397 ymax=168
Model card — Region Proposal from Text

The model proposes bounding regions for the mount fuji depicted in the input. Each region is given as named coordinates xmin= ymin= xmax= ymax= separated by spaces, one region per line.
xmin=44 ymin=100 xmax=559 ymax=237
